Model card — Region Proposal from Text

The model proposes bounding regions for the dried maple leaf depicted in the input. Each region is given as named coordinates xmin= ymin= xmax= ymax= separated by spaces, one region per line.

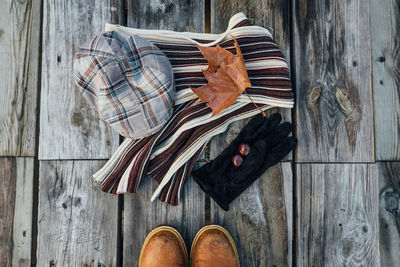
xmin=190 ymin=36 xmax=252 ymax=116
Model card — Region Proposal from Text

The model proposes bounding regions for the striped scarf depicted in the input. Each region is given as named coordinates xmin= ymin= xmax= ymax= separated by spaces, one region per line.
xmin=92 ymin=13 xmax=293 ymax=205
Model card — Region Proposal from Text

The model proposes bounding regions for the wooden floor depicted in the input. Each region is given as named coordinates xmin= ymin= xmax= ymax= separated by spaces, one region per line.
xmin=1 ymin=0 xmax=399 ymax=266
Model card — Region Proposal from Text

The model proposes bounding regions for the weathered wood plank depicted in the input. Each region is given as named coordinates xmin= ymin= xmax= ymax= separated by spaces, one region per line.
xmin=209 ymin=3 xmax=293 ymax=266
xmin=127 ymin=0 xmax=204 ymax=32
xmin=123 ymin=172 xmax=205 ymax=266
xmin=12 ymin=157 xmax=34 ymax=267
xmin=39 ymin=0 xmax=122 ymax=160
xmin=296 ymin=164 xmax=379 ymax=266
xmin=211 ymin=0 xmax=290 ymax=63
xmin=0 ymin=158 xmax=17 ymax=267
xmin=0 ymin=157 xmax=34 ymax=267
xmin=209 ymin=117 xmax=292 ymax=266
xmin=377 ymin=162 xmax=400 ymax=267
xmin=37 ymin=160 xmax=118 ymax=266
xmin=282 ymin=162 xmax=293 ymax=267
xmin=371 ymin=0 xmax=400 ymax=160
xmin=294 ymin=0 xmax=374 ymax=162
xmin=211 ymin=162 xmax=293 ymax=267
xmin=211 ymin=0 xmax=292 ymax=121
xmin=209 ymin=4 xmax=293 ymax=265
xmin=0 ymin=0 xmax=41 ymax=156
xmin=210 ymin=130 xmax=293 ymax=267
xmin=123 ymin=2 xmax=205 ymax=266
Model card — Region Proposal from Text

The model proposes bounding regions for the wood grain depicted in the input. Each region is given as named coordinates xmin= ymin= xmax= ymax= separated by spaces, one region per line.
xmin=39 ymin=0 xmax=122 ymax=160
xmin=282 ymin=162 xmax=293 ymax=267
xmin=209 ymin=4 xmax=294 ymax=265
xmin=123 ymin=172 xmax=205 ymax=266
xmin=209 ymin=120 xmax=293 ymax=267
xmin=0 ymin=0 xmax=41 ymax=156
xmin=296 ymin=164 xmax=379 ymax=266
xmin=0 ymin=158 xmax=17 ymax=267
xmin=378 ymin=162 xmax=400 ymax=267
xmin=371 ymin=0 xmax=400 ymax=160
xmin=294 ymin=0 xmax=374 ymax=162
xmin=123 ymin=2 xmax=205 ymax=266
xmin=37 ymin=160 xmax=118 ymax=266
xmin=12 ymin=158 xmax=34 ymax=267
xmin=210 ymin=162 xmax=292 ymax=267
xmin=0 ymin=157 xmax=33 ymax=267
xmin=127 ymin=0 xmax=204 ymax=32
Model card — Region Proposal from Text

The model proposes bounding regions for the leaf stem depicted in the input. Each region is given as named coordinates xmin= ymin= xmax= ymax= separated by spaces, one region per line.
xmin=244 ymin=90 xmax=267 ymax=117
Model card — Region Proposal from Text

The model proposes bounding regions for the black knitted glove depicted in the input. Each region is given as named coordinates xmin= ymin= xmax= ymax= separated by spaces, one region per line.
xmin=192 ymin=113 xmax=296 ymax=211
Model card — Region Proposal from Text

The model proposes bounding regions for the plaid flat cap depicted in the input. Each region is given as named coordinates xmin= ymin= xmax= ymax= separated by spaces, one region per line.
xmin=73 ymin=31 xmax=175 ymax=138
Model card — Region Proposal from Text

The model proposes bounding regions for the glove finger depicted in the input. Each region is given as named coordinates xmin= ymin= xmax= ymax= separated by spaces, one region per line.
xmin=267 ymin=113 xmax=282 ymax=127
xmin=229 ymin=140 xmax=267 ymax=184
xmin=235 ymin=114 xmax=266 ymax=144
xmin=256 ymin=137 xmax=296 ymax=176
xmin=264 ymin=122 xmax=293 ymax=148
xmin=251 ymin=113 xmax=282 ymax=141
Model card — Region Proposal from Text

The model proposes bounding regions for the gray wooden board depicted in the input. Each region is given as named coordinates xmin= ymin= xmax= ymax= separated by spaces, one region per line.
xmin=211 ymin=0 xmax=292 ymax=122
xmin=0 ymin=0 xmax=41 ymax=156
xmin=371 ymin=0 xmax=400 ymax=160
xmin=39 ymin=0 xmax=122 ymax=160
xmin=294 ymin=0 xmax=374 ymax=162
xmin=122 ymin=171 xmax=205 ymax=266
xmin=209 ymin=3 xmax=294 ymax=265
xmin=210 ymin=0 xmax=292 ymax=160
xmin=209 ymin=120 xmax=293 ymax=266
xmin=211 ymin=0 xmax=290 ymax=63
xmin=296 ymin=164 xmax=379 ymax=266
xmin=0 ymin=157 xmax=34 ymax=267
xmin=0 ymin=158 xmax=17 ymax=267
xmin=12 ymin=157 xmax=34 ymax=267
xmin=123 ymin=2 xmax=205 ymax=266
xmin=210 ymin=162 xmax=292 ymax=267
xmin=127 ymin=0 xmax=204 ymax=32
xmin=282 ymin=162 xmax=293 ymax=267
xmin=37 ymin=160 xmax=118 ymax=266
xmin=377 ymin=162 xmax=400 ymax=267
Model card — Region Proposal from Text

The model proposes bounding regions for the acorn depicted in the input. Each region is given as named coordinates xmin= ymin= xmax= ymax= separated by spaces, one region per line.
xmin=232 ymin=154 xmax=244 ymax=167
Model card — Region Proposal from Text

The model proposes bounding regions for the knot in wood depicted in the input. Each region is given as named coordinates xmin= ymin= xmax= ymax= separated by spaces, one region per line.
xmin=341 ymin=238 xmax=354 ymax=257
xmin=307 ymin=85 xmax=322 ymax=106
xmin=73 ymin=197 xmax=81 ymax=207
xmin=335 ymin=87 xmax=361 ymax=123
xmin=383 ymin=188 xmax=400 ymax=215
xmin=378 ymin=56 xmax=386 ymax=62
xmin=335 ymin=88 xmax=353 ymax=115
xmin=337 ymin=220 xmax=372 ymax=264
xmin=71 ymin=111 xmax=83 ymax=126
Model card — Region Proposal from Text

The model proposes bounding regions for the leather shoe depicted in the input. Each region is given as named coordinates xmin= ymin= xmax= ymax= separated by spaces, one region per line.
xmin=191 ymin=225 xmax=239 ymax=267
xmin=139 ymin=226 xmax=188 ymax=267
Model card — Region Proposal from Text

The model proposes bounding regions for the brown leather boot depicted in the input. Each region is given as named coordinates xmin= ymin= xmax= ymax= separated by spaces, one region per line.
xmin=139 ymin=226 xmax=188 ymax=267
xmin=191 ymin=225 xmax=240 ymax=267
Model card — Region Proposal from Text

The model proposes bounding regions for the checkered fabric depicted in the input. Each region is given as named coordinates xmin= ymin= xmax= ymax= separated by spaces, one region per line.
xmin=73 ymin=31 xmax=175 ymax=138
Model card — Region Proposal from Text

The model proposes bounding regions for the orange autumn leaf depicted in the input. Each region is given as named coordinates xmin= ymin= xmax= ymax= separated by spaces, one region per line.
xmin=190 ymin=36 xmax=251 ymax=116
